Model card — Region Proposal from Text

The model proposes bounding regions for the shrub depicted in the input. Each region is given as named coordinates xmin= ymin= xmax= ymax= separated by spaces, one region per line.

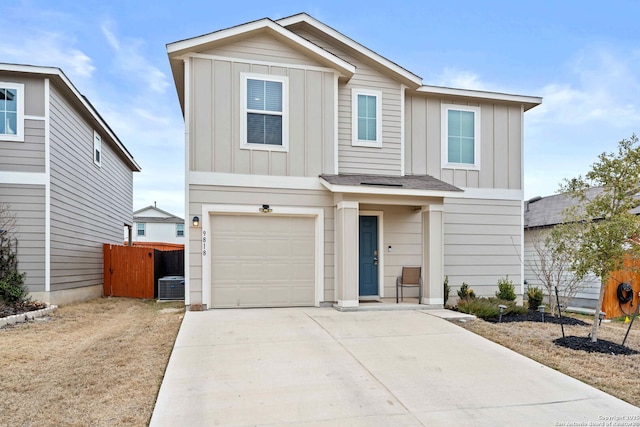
xmin=457 ymin=282 xmax=476 ymax=300
xmin=443 ymin=276 xmax=450 ymax=305
xmin=0 ymin=270 xmax=27 ymax=303
xmin=495 ymin=276 xmax=516 ymax=301
xmin=526 ymin=286 xmax=544 ymax=310
xmin=458 ymin=297 xmax=527 ymax=319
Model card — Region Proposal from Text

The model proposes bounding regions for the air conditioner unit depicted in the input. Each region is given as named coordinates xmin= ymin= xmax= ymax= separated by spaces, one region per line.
xmin=158 ymin=276 xmax=185 ymax=300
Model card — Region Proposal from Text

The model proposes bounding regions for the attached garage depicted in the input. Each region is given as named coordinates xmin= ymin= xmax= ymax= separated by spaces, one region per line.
xmin=210 ymin=214 xmax=316 ymax=308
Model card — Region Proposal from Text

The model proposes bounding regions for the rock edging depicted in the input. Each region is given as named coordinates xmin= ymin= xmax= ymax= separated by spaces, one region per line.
xmin=0 ymin=304 xmax=58 ymax=328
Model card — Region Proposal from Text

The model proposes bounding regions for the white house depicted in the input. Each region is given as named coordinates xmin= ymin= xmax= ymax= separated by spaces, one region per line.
xmin=129 ymin=205 xmax=185 ymax=245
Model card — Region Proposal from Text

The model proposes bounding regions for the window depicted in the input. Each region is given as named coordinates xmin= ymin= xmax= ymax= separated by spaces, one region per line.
xmin=241 ymin=74 xmax=288 ymax=151
xmin=137 ymin=223 xmax=145 ymax=236
xmin=93 ymin=130 xmax=102 ymax=167
xmin=0 ymin=82 xmax=24 ymax=142
xmin=442 ymin=105 xmax=480 ymax=169
xmin=352 ymin=88 xmax=382 ymax=147
xmin=176 ymin=223 xmax=184 ymax=237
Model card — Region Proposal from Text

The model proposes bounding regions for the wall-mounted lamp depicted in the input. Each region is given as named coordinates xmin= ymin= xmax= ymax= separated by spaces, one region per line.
xmin=192 ymin=216 xmax=200 ymax=227
xmin=259 ymin=204 xmax=273 ymax=213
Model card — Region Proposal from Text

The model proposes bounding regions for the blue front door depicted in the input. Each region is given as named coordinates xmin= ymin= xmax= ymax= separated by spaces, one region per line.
xmin=359 ymin=216 xmax=379 ymax=296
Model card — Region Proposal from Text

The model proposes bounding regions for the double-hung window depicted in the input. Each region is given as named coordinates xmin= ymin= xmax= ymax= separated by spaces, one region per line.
xmin=137 ymin=223 xmax=145 ymax=236
xmin=352 ymin=88 xmax=382 ymax=147
xmin=241 ymin=74 xmax=288 ymax=151
xmin=442 ymin=105 xmax=480 ymax=169
xmin=93 ymin=130 xmax=102 ymax=167
xmin=0 ymin=82 xmax=24 ymax=142
xmin=176 ymin=223 xmax=184 ymax=237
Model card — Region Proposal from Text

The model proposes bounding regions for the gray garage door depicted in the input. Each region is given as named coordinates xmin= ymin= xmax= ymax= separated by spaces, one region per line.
xmin=210 ymin=214 xmax=315 ymax=308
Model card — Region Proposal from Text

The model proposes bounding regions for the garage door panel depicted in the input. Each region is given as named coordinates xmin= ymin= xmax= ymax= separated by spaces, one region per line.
xmin=210 ymin=214 xmax=315 ymax=308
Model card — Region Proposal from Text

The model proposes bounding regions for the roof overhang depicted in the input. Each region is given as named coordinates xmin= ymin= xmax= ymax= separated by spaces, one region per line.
xmin=320 ymin=174 xmax=463 ymax=198
xmin=277 ymin=13 xmax=423 ymax=89
xmin=0 ymin=63 xmax=140 ymax=171
xmin=417 ymin=85 xmax=542 ymax=111
xmin=167 ymin=18 xmax=356 ymax=112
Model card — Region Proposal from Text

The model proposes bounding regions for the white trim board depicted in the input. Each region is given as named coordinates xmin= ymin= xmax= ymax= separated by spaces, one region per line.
xmin=178 ymin=52 xmax=339 ymax=75
xmin=189 ymin=171 xmax=325 ymax=190
xmin=0 ymin=171 xmax=46 ymax=185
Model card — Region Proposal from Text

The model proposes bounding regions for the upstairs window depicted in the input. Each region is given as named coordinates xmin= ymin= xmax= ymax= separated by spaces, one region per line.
xmin=137 ymin=223 xmax=145 ymax=236
xmin=442 ymin=105 xmax=480 ymax=169
xmin=93 ymin=130 xmax=102 ymax=167
xmin=0 ymin=82 xmax=24 ymax=142
xmin=241 ymin=74 xmax=288 ymax=151
xmin=176 ymin=223 xmax=184 ymax=237
xmin=352 ymin=88 xmax=382 ymax=147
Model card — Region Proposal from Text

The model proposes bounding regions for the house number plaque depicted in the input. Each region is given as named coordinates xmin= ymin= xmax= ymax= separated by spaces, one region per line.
xmin=202 ymin=230 xmax=207 ymax=256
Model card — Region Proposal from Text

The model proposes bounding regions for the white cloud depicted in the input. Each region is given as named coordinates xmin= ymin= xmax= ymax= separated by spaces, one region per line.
xmin=433 ymin=68 xmax=488 ymax=90
xmin=100 ymin=20 xmax=170 ymax=94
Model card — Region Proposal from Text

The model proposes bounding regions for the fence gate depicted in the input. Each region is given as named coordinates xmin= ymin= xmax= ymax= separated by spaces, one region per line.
xmin=103 ymin=244 xmax=155 ymax=298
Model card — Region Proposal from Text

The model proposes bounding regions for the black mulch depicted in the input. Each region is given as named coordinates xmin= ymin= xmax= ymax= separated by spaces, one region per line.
xmin=554 ymin=336 xmax=638 ymax=355
xmin=486 ymin=311 xmax=589 ymax=325
xmin=0 ymin=300 xmax=47 ymax=318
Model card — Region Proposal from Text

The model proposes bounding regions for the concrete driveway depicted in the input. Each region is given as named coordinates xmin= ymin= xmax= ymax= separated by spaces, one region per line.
xmin=150 ymin=308 xmax=639 ymax=426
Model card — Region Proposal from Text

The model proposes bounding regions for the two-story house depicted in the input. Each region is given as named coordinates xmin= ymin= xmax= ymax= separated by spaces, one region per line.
xmin=128 ymin=205 xmax=185 ymax=246
xmin=167 ymin=13 xmax=541 ymax=309
xmin=0 ymin=63 xmax=140 ymax=305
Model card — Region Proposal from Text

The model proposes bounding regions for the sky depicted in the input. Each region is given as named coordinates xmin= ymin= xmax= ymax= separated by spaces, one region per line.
xmin=3 ymin=0 xmax=640 ymax=217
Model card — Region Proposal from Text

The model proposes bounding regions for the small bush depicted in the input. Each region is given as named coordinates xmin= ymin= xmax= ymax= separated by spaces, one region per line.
xmin=526 ymin=286 xmax=544 ymax=310
xmin=0 ymin=270 xmax=28 ymax=303
xmin=458 ymin=297 xmax=527 ymax=319
xmin=457 ymin=282 xmax=476 ymax=300
xmin=495 ymin=276 xmax=516 ymax=301
xmin=443 ymin=276 xmax=450 ymax=305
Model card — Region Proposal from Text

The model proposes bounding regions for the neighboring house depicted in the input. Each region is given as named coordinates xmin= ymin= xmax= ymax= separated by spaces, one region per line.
xmin=166 ymin=13 xmax=542 ymax=309
xmin=0 ymin=63 xmax=140 ymax=305
xmin=128 ymin=205 xmax=185 ymax=245
xmin=523 ymin=189 xmax=635 ymax=309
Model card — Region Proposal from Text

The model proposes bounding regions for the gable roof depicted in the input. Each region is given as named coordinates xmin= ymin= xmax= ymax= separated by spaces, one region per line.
xmin=0 ymin=63 xmax=140 ymax=172
xmin=276 ymin=13 xmax=422 ymax=88
xmin=524 ymin=187 xmax=640 ymax=229
xmin=133 ymin=205 xmax=184 ymax=221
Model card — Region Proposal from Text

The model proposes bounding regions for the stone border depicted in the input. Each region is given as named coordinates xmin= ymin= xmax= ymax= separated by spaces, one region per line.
xmin=0 ymin=304 xmax=58 ymax=328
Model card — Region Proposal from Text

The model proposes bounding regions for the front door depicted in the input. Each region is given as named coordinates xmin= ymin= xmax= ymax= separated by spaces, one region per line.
xmin=359 ymin=216 xmax=379 ymax=297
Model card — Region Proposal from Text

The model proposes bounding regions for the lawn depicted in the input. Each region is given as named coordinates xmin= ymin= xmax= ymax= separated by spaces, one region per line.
xmin=0 ymin=297 xmax=184 ymax=427
xmin=454 ymin=311 xmax=640 ymax=408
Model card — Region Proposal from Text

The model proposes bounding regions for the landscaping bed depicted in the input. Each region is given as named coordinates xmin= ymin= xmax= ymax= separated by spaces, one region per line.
xmin=0 ymin=300 xmax=48 ymax=318
xmin=0 ymin=297 xmax=184 ymax=427
xmin=454 ymin=312 xmax=640 ymax=407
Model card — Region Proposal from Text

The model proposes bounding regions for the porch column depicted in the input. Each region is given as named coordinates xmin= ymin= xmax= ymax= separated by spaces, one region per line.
xmin=421 ymin=203 xmax=444 ymax=307
xmin=336 ymin=201 xmax=359 ymax=307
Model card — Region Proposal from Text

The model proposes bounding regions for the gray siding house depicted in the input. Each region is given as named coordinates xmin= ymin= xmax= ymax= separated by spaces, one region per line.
xmin=167 ymin=13 xmax=541 ymax=309
xmin=0 ymin=63 xmax=140 ymax=305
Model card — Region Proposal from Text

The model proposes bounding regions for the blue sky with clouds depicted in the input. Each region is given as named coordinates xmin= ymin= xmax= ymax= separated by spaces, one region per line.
xmin=3 ymin=0 xmax=640 ymax=217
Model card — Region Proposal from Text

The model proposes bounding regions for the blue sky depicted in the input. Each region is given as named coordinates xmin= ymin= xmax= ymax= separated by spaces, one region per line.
xmin=3 ymin=0 xmax=640 ymax=217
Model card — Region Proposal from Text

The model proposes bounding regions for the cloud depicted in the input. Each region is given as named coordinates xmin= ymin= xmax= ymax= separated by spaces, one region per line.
xmin=433 ymin=68 xmax=488 ymax=90
xmin=100 ymin=20 xmax=170 ymax=94
xmin=0 ymin=31 xmax=95 ymax=79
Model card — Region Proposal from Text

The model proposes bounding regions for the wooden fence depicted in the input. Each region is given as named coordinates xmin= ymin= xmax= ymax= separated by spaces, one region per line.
xmin=103 ymin=244 xmax=184 ymax=299
xmin=603 ymin=256 xmax=640 ymax=318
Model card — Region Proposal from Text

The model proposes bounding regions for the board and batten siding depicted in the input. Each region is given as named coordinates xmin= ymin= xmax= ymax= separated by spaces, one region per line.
xmin=0 ymin=184 xmax=45 ymax=292
xmin=188 ymin=185 xmax=335 ymax=305
xmin=443 ymin=197 xmax=522 ymax=296
xmin=405 ymin=94 xmax=523 ymax=190
xmin=291 ymin=28 xmax=403 ymax=175
xmin=190 ymin=36 xmax=336 ymax=177
xmin=48 ymin=84 xmax=133 ymax=292
xmin=523 ymin=229 xmax=600 ymax=307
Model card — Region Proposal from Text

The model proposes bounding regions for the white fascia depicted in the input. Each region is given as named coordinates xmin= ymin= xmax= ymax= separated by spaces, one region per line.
xmin=320 ymin=180 xmax=462 ymax=199
xmin=418 ymin=85 xmax=542 ymax=111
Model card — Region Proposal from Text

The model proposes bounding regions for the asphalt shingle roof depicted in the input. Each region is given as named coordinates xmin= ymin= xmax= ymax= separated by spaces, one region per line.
xmin=319 ymin=174 xmax=462 ymax=192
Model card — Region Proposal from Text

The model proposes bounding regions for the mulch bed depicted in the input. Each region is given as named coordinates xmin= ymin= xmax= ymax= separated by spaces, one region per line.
xmin=554 ymin=336 xmax=639 ymax=355
xmin=0 ymin=300 xmax=48 ymax=318
xmin=486 ymin=311 xmax=589 ymax=325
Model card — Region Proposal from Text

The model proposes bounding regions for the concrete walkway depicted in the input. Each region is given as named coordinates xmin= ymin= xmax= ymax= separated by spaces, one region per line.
xmin=150 ymin=308 xmax=639 ymax=426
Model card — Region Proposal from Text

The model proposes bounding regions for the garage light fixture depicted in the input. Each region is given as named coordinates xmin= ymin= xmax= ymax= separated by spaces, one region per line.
xmin=192 ymin=216 xmax=200 ymax=227
xmin=259 ymin=204 xmax=272 ymax=213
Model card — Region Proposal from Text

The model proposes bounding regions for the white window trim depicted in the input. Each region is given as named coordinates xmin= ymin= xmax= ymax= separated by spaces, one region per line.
xmin=0 ymin=82 xmax=25 ymax=142
xmin=441 ymin=104 xmax=481 ymax=170
xmin=176 ymin=223 xmax=185 ymax=237
xmin=240 ymin=73 xmax=289 ymax=152
xmin=137 ymin=223 xmax=145 ymax=236
xmin=93 ymin=130 xmax=102 ymax=167
xmin=352 ymin=88 xmax=382 ymax=148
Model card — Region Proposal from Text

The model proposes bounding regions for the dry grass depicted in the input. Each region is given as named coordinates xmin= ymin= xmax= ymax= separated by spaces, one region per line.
xmin=0 ymin=297 xmax=184 ymax=427
xmin=456 ymin=312 xmax=640 ymax=407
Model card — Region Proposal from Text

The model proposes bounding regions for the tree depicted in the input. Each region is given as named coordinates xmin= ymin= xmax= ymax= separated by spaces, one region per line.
xmin=552 ymin=134 xmax=640 ymax=342
xmin=524 ymin=228 xmax=587 ymax=314
xmin=0 ymin=202 xmax=27 ymax=304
